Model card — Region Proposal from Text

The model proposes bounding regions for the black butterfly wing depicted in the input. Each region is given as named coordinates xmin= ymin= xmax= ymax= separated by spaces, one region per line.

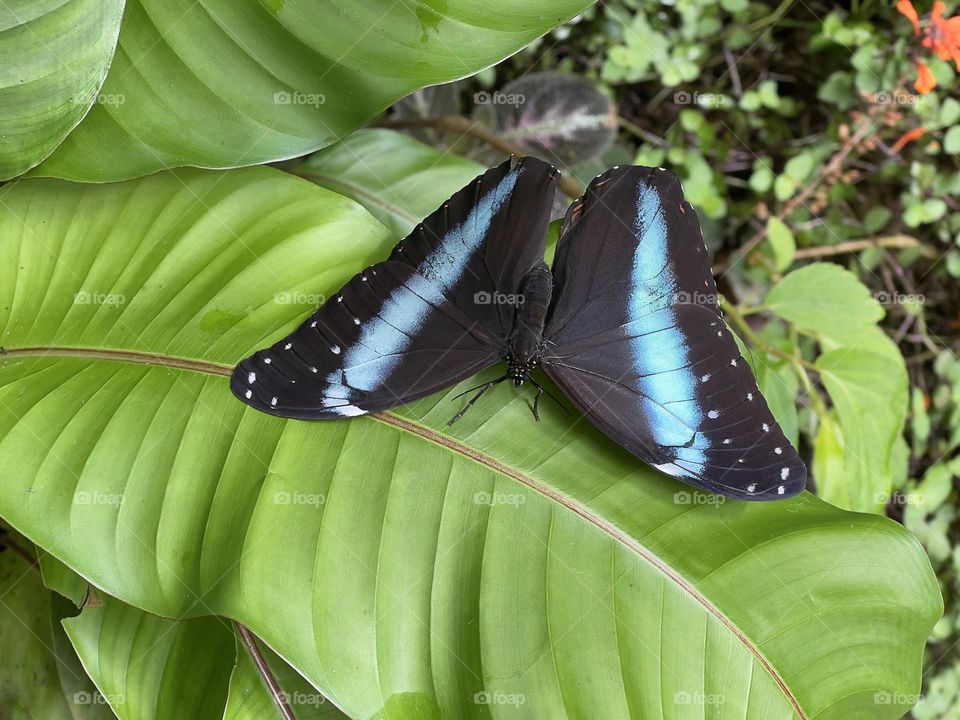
xmin=233 ymin=156 xmax=558 ymax=418
xmin=540 ymin=166 xmax=806 ymax=500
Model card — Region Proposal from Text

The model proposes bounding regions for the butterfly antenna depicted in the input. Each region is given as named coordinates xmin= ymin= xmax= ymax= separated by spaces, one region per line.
xmin=447 ymin=375 xmax=508 ymax=426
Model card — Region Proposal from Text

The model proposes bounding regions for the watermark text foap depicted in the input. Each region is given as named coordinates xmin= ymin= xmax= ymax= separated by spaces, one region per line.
xmin=474 ymin=490 xmax=525 ymax=507
xmin=74 ymin=691 xmax=124 ymax=706
xmin=473 ymin=291 xmax=524 ymax=306
xmin=673 ymin=491 xmax=725 ymax=507
xmin=674 ymin=691 xmax=725 ymax=706
xmin=474 ymin=691 xmax=526 ymax=706
xmin=275 ymin=291 xmax=326 ymax=306
xmin=874 ymin=691 xmax=922 ymax=705
xmin=875 ymin=491 xmax=925 ymax=507
xmin=273 ymin=90 xmax=325 ymax=107
xmin=74 ymin=290 xmax=125 ymax=307
xmin=74 ymin=93 xmax=125 ymax=107
xmin=874 ymin=91 xmax=925 ymax=107
xmin=673 ymin=91 xmax=732 ymax=109
xmin=74 ymin=491 xmax=123 ymax=507
xmin=671 ymin=290 xmax=723 ymax=306
xmin=473 ymin=90 xmax=525 ymax=108
xmin=280 ymin=690 xmax=328 ymax=707
xmin=274 ymin=491 xmax=326 ymax=507
xmin=875 ymin=290 xmax=925 ymax=306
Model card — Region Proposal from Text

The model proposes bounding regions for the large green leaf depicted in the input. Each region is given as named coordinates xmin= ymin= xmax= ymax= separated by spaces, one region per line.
xmin=42 ymin=555 xmax=348 ymax=719
xmin=814 ymin=348 xmax=909 ymax=513
xmin=0 ymin=168 xmax=942 ymax=719
xmin=64 ymin=598 xmax=231 ymax=719
xmin=0 ymin=0 xmax=124 ymax=180
xmin=48 ymin=594 xmax=118 ymax=720
xmin=298 ymin=129 xmax=483 ymax=238
xmin=26 ymin=0 xmax=590 ymax=182
xmin=765 ymin=264 xmax=883 ymax=337
xmin=226 ymin=629 xmax=350 ymax=719
xmin=0 ymin=536 xmax=73 ymax=719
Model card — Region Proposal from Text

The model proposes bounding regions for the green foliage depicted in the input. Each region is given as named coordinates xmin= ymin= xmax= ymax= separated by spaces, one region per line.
xmin=0 ymin=161 xmax=941 ymax=720
xmin=1 ymin=0 xmax=958 ymax=717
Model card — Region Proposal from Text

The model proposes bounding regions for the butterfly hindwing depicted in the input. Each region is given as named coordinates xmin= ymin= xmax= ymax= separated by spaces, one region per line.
xmin=541 ymin=166 xmax=806 ymax=500
xmin=232 ymin=156 xmax=558 ymax=418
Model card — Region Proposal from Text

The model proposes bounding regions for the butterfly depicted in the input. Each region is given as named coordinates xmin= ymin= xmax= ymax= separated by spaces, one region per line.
xmin=231 ymin=157 xmax=806 ymax=500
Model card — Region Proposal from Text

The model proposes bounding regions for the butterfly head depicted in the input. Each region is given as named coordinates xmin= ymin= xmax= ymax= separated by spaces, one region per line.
xmin=506 ymin=355 xmax=537 ymax=387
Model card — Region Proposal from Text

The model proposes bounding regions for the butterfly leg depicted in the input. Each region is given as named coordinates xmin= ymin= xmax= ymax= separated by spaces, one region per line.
xmin=528 ymin=380 xmax=545 ymax=422
xmin=447 ymin=376 xmax=507 ymax=426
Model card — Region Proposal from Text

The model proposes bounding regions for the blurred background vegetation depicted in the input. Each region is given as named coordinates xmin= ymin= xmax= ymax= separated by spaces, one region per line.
xmin=366 ymin=1 xmax=960 ymax=716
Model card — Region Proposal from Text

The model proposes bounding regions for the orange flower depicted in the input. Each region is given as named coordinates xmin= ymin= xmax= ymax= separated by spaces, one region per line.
xmin=892 ymin=127 xmax=927 ymax=153
xmin=915 ymin=61 xmax=937 ymax=93
xmin=923 ymin=1 xmax=960 ymax=70
xmin=898 ymin=0 xmax=921 ymax=35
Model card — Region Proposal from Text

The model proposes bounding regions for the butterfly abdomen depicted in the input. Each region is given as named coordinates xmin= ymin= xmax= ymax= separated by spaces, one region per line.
xmin=509 ymin=261 xmax=553 ymax=364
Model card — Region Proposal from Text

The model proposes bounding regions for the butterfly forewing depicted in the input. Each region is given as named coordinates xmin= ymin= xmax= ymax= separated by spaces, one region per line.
xmin=232 ymin=156 xmax=558 ymax=418
xmin=541 ymin=166 xmax=806 ymax=500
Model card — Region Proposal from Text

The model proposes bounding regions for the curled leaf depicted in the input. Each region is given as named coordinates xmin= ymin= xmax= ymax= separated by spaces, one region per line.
xmin=475 ymin=72 xmax=616 ymax=166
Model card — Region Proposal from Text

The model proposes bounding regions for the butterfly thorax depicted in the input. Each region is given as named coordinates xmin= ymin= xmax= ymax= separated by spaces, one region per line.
xmin=506 ymin=262 xmax=553 ymax=385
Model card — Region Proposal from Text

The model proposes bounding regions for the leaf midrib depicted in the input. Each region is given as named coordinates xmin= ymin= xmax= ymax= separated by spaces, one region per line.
xmin=1 ymin=344 xmax=806 ymax=719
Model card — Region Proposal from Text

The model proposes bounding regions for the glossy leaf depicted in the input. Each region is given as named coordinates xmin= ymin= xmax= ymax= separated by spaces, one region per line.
xmin=765 ymin=264 xmax=884 ymax=337
xmin=226 ymin=631 xmax=349 ymax=720
xmin=44 ymin=556 xmax=347 ymax=720
xmin=766 ymin=217 xmax=796 ymax=272
xmin=28 ymin=0 xmax=590 ymax=182
xmin=0 ymin=0 xmax=124 ymax=180
xmin=298 ymin=128 xmax=483 ymax=238
xmin=0 ymin=539 xmax=73 ymax=719
xmin=64 ymin=598 xmax=235 ymax=718
xmin=0 ymin=168 xmax=942 ymax=719
xmin=48 ymin=594 xmax=118 ymax=720
xmin=815 ymin=348 xmax=909 ymax=512
xmin=475 ymin=71 xmax=617 ymax=167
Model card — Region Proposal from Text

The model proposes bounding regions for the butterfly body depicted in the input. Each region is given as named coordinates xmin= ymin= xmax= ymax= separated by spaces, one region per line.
xmin=505 ymin=261 xmax=553 ymax=386
xmin=233 ymin=157 xmax=807 ymax=501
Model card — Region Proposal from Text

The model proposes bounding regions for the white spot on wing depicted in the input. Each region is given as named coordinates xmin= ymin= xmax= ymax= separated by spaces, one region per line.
xmin=247 ymin=372 xmax=256 ymax=384
xmin=707 ymin=410 xmax=719 ymax=419
xmin=331 ymin=404 xmax=366 ymax=417
xmin=244 ymin=390 xmax=252 ymax=399
xmin=781 ymin=467 xmax=790 ymax=480
xmin=747 ymin=483 xmax=756 ymax=492
xmin=762 ymin=423 xmax=769 ymax=432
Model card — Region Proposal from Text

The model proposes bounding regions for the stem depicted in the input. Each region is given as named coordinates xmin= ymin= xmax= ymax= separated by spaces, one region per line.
xmin=0 ymin=525 xmax=38 ymax=568
xmin=378 ymin=115 xmax=586 ymax=199
xmin=736 ymin=117 xmax=879 ymax=260
xmin=792 ymin=234 xmax=935 ymax=259
xmin=721 ymin=299 xmax=817 ymax=371
xmin=235 ymin=623 xmax=297 ymax=720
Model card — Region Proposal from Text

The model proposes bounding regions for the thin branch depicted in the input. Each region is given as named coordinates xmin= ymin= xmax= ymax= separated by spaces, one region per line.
xmin=379 ymin=115 xmax=586 ymax=199
xmin=0 ymin=528 xmax=38 ymax=568
xmin=792 ymin=234 xmax=937 ymax=260
xmin=721 ymin=299 xmax=818 ymax=371
xmin=736 ymin=117 xmax=878 ymax=260
xmin=235 ymin=622 xmax=297 ymax=720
